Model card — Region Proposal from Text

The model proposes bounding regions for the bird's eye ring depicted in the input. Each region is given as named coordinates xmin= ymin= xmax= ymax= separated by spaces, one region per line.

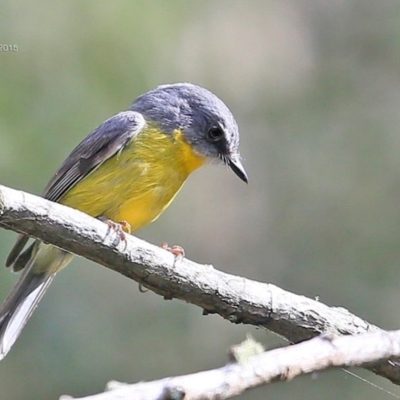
xmin=207 ymin=127 xmax=224 ymax=142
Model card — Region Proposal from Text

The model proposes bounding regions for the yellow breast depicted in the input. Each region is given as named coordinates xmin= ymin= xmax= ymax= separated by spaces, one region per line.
xmin=60 ymin=127 xmax=206 ymax=232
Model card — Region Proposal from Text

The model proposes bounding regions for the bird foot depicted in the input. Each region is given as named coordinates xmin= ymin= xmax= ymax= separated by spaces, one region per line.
xmin=160 ymin=242 xmax=185 ymax=257
xmin=99 ymin=217 xmax=131 ymax=241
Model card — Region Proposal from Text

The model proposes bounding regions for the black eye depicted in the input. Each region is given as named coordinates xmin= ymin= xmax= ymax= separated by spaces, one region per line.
xmin=206 ymin=126 xmax=224 ymax=142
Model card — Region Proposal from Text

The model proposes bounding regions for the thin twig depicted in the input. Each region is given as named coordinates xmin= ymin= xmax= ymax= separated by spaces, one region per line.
xmin=62 ymin=330 xmax=400 ymax=400
xmin=0 ymin=183 xmax=399 ymax=384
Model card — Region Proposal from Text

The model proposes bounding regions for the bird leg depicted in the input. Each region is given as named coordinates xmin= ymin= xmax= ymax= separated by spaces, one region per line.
xmin=160 ymin=242 xmax=185 ymax=257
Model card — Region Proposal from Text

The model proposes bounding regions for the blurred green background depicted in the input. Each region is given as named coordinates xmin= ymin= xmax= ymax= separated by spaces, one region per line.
xmin=1 ymin=1 xmax=400 ymax=399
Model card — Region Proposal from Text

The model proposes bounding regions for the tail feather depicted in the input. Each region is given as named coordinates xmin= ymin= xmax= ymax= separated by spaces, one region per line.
xmin=6 ymin=234 xmax=30 ymax=268
xmin=0 ymin=242 xmax=73 ymax=360
xmin=11 ymin=242 xmax=35 ymax=272
xmin=0 ymin=270 xmax=55 ymax=360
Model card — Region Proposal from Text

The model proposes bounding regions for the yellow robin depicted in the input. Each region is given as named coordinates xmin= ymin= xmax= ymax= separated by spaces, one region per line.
xmin=0 ymin=83 xmax=248 ymax=359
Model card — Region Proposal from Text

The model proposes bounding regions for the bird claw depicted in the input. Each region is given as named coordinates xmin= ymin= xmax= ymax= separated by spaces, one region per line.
xmin=160 ymin=242 xmax=185 ymax=257
xmin=106 ymin=220 xmax=131 ymax=241
xmin=98 ymin=217 xmax=131 ymax=242
xmin=138 ymin=283 xmax=149 ymax=293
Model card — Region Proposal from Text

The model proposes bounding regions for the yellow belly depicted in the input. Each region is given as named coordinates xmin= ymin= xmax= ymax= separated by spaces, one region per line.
xmin=60 ymin=127 xmax=205 ymax=232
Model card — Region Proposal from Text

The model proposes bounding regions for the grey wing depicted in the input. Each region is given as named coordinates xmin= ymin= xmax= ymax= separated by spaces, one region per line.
xmin=43 ymin=111 xmax=145 ymax=202
xmin=6 ymin=111 xmax=146 ymax=268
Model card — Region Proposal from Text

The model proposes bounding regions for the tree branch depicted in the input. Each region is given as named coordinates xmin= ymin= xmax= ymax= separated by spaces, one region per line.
xmin=0 ymin=183 xmax=399 ymax=385
xmin=62 ymin=331 xmax=400 ymax=400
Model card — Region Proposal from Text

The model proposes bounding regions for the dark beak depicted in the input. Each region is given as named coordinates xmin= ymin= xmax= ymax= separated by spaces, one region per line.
xmin=227 ymin=155 xmax=248 ymax=183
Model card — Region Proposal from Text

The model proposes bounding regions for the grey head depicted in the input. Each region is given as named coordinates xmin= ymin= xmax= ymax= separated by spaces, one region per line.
xmin=130 ymin=83 xmax=248 ymax=183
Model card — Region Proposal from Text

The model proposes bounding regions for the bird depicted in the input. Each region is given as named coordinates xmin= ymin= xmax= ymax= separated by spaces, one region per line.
xmin=0 ymin=82 xmax=248 ymax=360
